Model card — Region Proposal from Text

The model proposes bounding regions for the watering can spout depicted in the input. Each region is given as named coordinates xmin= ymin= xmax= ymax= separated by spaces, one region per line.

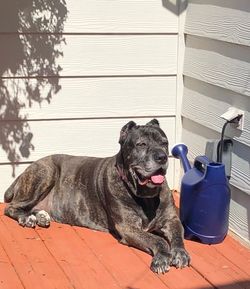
xmin=171 ymin=144 xmax=191 ymax=173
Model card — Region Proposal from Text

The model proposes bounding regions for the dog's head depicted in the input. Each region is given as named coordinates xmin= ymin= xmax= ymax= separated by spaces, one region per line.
xmin=117 ymin=119 xmax=169 ymax=197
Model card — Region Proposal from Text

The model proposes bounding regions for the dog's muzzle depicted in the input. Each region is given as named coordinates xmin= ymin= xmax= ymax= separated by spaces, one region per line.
xmin=130 ymin=166 xmax=167 ymax=186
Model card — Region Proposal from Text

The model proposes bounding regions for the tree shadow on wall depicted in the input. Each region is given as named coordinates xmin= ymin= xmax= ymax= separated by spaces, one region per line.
xmin=162 ymin=0 xmax=187 ymax=15
xmin=0 ymin=0 xmax=68 ymax=176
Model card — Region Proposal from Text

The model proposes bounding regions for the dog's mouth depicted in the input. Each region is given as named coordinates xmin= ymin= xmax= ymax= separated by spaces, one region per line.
xmin=132 ymin=167 xmax=166 ymax=186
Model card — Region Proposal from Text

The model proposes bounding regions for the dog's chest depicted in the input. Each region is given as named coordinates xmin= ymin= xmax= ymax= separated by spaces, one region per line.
xmin=133 ymin=196 xmax=160 ymax=226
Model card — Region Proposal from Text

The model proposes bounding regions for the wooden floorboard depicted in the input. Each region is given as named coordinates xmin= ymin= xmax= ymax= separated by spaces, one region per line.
xmin=215 ymin=237 xmax=250 ymax=276
xmin=185 ymin=240 xmax=250 ymax=289
xmin=132 ymin=248 xmax=214 ymax=289
xmin=0 ymin=203 xmax=249 ymax=289
xmin=0 ymin=215 xmax=73 ymax=289
xmin=0 ymin=241 xmax=24 ymax=289
xmin=74 ymin=226 xmax=170 ymax=289
xmin=36 ymin=223 xmax=120 ymax=289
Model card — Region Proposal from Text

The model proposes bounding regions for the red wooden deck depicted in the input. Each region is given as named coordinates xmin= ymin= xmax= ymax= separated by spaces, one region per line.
xmin=0 ymin=201 xmax=249 ymax=289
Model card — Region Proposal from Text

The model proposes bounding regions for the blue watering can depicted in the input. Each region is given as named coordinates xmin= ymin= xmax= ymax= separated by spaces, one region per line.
xmin=172 ymin=144 xmax=231 ymax=244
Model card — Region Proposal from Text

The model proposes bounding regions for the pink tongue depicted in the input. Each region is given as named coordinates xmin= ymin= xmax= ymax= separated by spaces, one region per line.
xmin=150 ymin=175 xmax=165 ymax=184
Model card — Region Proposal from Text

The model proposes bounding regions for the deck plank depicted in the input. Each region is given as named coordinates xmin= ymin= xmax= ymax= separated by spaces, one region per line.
xmin=0 ymin=203 xmax=249 ymax=289
xmin=132 ymin=248 xmax=214 ymax=289
xmin=36 ymin=222 xmax=121 ymax=289
xmin=186 ymin=240 xmax=250 ymax=289
xmin=0 ymin=241 xmax=24 ymax=289
xmin=216 ymin=236 xmax=250 ymax=277
xmin=74 ymin=227 xmax=170 ymax=289
xmin=0 ymin=215 xmax=74 ymax=289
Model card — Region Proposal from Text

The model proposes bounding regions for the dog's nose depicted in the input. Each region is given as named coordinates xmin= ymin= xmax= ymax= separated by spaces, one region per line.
xmin=154 ymin=150 xmax=168 ymax=164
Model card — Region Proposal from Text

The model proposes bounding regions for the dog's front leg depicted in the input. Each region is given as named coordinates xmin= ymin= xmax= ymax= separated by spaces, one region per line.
xmin=160 ymin=215 xmax=190 ymax=269
xmin=115 ymin=222 xmax=172 ymax=274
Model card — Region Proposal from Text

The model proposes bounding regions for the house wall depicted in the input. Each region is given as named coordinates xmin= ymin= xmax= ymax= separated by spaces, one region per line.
xmin=182 ymin=0 xmax=250 ymax=243
xmin=0 ymin=1 xmax=180 ymax=199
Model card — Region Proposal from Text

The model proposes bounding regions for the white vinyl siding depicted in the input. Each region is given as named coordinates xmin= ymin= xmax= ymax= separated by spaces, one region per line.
xmin=182 ymin=0 xmax=250 ymax=243
xmin=0 ymin=1 xmax=179 ymax=198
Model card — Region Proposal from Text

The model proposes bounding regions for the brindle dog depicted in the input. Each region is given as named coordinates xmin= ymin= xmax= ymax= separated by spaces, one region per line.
xmin=4 ymin=119 xmax=190 ymax=273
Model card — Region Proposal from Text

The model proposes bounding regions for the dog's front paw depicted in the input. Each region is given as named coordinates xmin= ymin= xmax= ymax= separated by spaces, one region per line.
xmin=18 ymin=215 xmax=37 ymax=228
xmin=170 ymin=247 xmax=190 ymax=269
xmin=150 ymin=252 xmax=171 ymax=274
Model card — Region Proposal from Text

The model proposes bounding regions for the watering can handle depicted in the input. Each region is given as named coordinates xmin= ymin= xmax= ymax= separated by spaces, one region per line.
xmin=194 ymin=156 xmax=210 ymax=172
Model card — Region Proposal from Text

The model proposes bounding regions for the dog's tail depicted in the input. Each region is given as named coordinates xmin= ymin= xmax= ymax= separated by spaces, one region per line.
xmin=4 ymin=177 xmax=19 ymax=203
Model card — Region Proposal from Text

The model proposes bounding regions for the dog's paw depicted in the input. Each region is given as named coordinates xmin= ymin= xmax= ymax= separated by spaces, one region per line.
xmin=150 ymin=252 xmax=171 ymax=274
xmin=36 ymin=210 xmax=51 ymax=228
xmin=170 ymin=247 xmax=190 ymax=269
xmin=18 ymin=215 xmax=37 ymax=228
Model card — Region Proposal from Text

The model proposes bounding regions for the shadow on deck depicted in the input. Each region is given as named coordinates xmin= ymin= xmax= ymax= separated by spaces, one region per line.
xmin=0 ymin=202 xmax=249 ymax=289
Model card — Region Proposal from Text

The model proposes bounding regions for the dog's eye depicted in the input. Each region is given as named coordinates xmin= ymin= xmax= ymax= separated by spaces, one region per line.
xmin=136 ymin=142 xmax=147 ymax=148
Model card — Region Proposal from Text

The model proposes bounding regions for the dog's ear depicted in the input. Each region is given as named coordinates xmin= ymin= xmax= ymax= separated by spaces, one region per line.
xmin=119 ymin=121 xmax=136 ymax=144
xmin=146 ymin=119 xmax=160 ymax=127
